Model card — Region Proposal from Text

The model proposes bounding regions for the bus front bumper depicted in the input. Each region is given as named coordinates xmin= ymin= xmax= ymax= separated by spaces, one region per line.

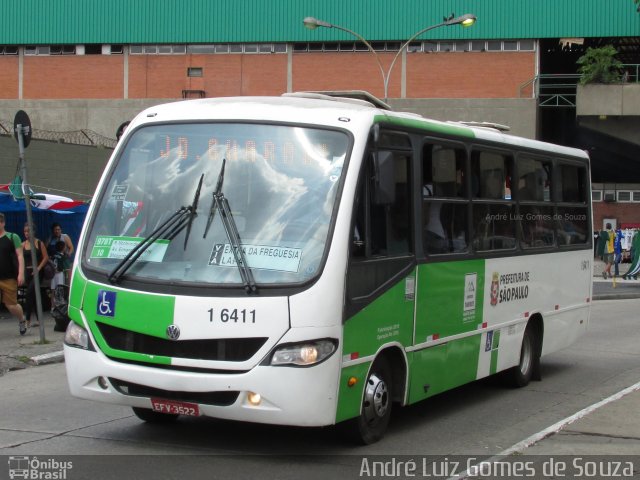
xmin=63 ymin=343 xmax=341 ymax=427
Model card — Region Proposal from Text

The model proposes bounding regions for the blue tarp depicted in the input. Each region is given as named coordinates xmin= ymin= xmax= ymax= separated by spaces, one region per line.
xmin=0 ymin=194 xmax=89 ymax=248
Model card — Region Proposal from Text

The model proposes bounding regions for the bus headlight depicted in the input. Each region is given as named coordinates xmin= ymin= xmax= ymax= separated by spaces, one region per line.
xmin=269 ymin=339 xmax=337 ymax=367
xmin=64 ymin=322 xmax=93 ymax=350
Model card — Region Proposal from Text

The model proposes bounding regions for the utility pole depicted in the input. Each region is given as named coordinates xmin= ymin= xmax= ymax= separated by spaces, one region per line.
xmin=14 ymin=110 xmax=46 ymax=342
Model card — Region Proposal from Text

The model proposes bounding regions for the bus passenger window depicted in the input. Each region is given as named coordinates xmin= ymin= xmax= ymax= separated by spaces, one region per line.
xmin=520 ymin=205 xmax=555 ymax=248
xmin=423 ymin=202 xmax=468 ymax=254
xmin=472 ymin=204 xmax=516 ymax=251
xmin=353 ymin=152 xmax=412 ymax=258
xmin=422 ymin=144 xmax=466 ymax=198
xmin=472 ymin=151 xmax=513 ymax=200
xmin=371 ymin=154 xmax=411 ymax=256
xmin=422 ymin=142 xmax=468 ymax=255
xmin=517 ymin=157 xmax=551 ymax=202
xmin=557 ymin=165 xmax=588 ymax=203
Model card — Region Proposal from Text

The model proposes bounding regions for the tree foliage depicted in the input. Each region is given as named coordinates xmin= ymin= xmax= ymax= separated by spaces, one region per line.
xmin=576 ymin=46 xmax=623 ymax=85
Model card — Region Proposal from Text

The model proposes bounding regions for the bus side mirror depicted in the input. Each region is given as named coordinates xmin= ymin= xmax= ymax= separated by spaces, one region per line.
xmin=372 ymin=150 xmax=395 ymax=205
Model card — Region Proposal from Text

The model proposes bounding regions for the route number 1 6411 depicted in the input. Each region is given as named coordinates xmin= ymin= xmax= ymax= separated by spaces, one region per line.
xmin=208 ymin=308 xmax=256 ymax=324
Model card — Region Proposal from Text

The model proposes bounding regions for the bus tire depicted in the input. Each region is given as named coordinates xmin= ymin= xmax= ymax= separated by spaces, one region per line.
xmin=505 ymin=325 xmax=538 ymax=388
xmin=132 ymin=407 xmax=179 ymax=423
xmin=351 ymin=357 xmax=393 ymax=444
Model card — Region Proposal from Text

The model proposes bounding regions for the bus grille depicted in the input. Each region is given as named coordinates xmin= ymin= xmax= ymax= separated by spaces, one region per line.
xmin=109 ymin=378 xmax=240 ymax=406
xmin=96 ymin=322 xmax=267 ymax=362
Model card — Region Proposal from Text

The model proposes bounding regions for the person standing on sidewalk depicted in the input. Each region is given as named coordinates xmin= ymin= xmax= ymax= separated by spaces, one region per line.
xmin=613 ymin=226 xmax=623 ymax=277
xmin=22 ymin=223 xmax=48 ymax=330
xmin=46 ymin=223 xmax=74 ymax=283
xmin=0 ymin=213 xmax=26 ymax=334
xmin=602 ymin=223 xmax=615 ymax=279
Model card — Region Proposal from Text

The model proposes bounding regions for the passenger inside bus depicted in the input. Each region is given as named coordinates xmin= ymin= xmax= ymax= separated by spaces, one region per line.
xmin=422 ymin=145 xmax=467 ymax=254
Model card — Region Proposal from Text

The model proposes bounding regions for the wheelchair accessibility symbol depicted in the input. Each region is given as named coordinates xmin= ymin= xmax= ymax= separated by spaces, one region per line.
xmin=97 ymin=290 xmax=116 ymax=317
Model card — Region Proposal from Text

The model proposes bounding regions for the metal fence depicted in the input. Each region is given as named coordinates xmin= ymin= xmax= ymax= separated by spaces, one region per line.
xmin=0 ymin=121 xmax=116 ymax=149
xmin=519 ymin=64 xmax=640 ymax=108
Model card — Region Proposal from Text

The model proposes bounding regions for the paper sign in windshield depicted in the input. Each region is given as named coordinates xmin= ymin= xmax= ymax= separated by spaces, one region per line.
xmin=90 ymin=236 xmax=169 ymax=262
xmin=209 ymin=243 xmax=302 ymax=273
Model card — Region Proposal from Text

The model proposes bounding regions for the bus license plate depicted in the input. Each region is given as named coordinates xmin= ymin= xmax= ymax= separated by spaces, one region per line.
xmin=151 ymin=398 xmax=200 ymax=416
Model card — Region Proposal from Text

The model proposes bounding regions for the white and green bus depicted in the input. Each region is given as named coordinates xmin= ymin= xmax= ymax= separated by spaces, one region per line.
xmin=64 ymin=92 xmax=592 ymax=443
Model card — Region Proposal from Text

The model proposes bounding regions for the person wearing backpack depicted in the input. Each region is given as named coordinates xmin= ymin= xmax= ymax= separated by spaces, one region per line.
xmin=0 ymin=213 xmax=26 ymax=335
xmin=22 ymin=223 xmax=49 ymax=329
xmin=47 ymin=223 xmax=74 ymax=284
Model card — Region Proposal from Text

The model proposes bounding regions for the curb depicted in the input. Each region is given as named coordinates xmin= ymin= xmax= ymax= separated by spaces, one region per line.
xmin=593 ymin=293 xmax=640 ymax=301
xmin=30 ymin=350 xmax=64 ymax=366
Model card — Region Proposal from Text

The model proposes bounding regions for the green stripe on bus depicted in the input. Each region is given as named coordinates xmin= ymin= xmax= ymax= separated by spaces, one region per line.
xmin=337 ymin=270 xmax=416 ymax=422
xmin=407 ymin=335 xmax=482 ymax=402
xmin=337 ymin=260 xmax=488 ymax=420
xmin=335 ymin=362 xmax=371 ymax=423
xmin=69 ymin=266 xmax=87 ymax=311
xmin=374 ymin=114 xmax=476 ymax=138
xmin=415 ymin=260 xmax=486 ymax=340
xmin=82 ymin=282 xmax=175 ymax=365
xmin=342 ymin=269 xmax=416 ymax=356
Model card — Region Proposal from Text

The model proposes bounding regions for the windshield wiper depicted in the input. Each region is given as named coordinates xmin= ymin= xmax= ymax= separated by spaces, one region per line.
xmin=108 ymin=173 xmax=204 ymax=284
xmin=180 ymin=173 xmax=204 ymax=249
xmin=203 ymin=160 xmax=225 ymax=239
xmin=204 ymin=159 xmax=257 ymax=294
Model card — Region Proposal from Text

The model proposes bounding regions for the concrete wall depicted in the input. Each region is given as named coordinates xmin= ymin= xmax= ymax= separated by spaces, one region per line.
xmin=577 ymin=83 xmax=640 ymax=116
xmin=0 ymin=135 xmax=111 ymax=198
xmin=0 ymin=99 xmax=168 ymax=140
xmin=389 ymin=98 xmax=537 ymax=138
xmin=1 ymin=97 xmax=538 ymax=143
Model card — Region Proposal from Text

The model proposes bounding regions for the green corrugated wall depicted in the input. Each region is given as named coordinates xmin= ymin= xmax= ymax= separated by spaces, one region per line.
xmin=0 ymin=0 xmax=638 ymax=44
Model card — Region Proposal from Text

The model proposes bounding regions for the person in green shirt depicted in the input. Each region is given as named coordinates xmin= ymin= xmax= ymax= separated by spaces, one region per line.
xmin=0 ymin=213 xmax=26 ymax=334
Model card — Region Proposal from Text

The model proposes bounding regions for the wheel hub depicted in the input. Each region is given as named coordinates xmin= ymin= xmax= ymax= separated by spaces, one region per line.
xmin=363 ymin=373 xmax=389 ymax=423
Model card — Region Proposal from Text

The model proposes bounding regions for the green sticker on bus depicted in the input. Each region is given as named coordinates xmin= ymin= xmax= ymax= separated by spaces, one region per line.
xmin=90 ymin=235 xmax=169 ymax=262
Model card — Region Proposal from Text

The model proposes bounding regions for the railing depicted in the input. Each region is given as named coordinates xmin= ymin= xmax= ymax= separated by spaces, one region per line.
xmin=519 ymin=64 xmax=640 ymax=108
xmin=621 ymin=64 xmax=640 ymax=83
xmin=519 ymin=74 xmax=581 ymax=107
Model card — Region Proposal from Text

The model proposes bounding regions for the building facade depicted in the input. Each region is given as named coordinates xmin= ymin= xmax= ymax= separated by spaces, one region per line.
xmin=0 ymin=0 xmax=638 ymax=220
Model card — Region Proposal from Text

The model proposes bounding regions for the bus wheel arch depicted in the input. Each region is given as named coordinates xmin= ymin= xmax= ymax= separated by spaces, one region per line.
xmin=381 ymin=346 xmax=408 ymax=405
xmin=349 ymin=346 xmax=407 ymax=445
xmin=505 ymin=314 xmax=543 ymax=387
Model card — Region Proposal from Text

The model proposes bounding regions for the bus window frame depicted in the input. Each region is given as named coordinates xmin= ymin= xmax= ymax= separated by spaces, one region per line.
xmin=420 ymin=137 xmax=471 ymax=257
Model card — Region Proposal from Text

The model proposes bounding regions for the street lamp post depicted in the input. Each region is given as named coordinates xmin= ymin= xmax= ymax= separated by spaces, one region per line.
xmin=303 ymin=14 xmax=476 ymax=102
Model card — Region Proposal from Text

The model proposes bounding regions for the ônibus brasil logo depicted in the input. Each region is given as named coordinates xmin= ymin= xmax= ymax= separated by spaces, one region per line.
xmin=8 ymin=456 xmax=73 ymax=479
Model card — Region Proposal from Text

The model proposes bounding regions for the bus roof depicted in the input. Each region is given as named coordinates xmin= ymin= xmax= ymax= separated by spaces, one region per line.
xmin=132 ymin=92 xmax=589 ymax=161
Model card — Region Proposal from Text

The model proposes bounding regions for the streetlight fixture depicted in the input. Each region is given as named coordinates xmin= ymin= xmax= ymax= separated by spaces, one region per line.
xmin=303 ymin=13 xmax=477 ymax=101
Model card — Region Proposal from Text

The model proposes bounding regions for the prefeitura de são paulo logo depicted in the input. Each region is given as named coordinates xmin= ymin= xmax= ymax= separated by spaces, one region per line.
xmin=490 ymin=272 xmax=500 ymax=306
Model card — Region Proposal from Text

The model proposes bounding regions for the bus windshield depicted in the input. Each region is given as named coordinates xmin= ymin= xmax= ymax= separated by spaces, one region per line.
xmin=83 ymin=122 xmax=350 ymax=287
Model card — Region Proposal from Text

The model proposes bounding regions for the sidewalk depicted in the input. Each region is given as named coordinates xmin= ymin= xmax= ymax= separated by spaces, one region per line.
xmin=0 ymin=310 xmax=65 ymax=376
xmin=592 ymin=257 xmax=640 ymax=300
xmin=520 ymin=383 xmax=640 ymax=456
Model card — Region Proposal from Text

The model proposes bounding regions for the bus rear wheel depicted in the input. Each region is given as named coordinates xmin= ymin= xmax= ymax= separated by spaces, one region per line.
xmin=352 ymin=357 xmax=393 ymax=444
xmin=505 ymin=326 xmax=539 ymax=387
xmin=132 ymin=407 xmax=179 ymax=423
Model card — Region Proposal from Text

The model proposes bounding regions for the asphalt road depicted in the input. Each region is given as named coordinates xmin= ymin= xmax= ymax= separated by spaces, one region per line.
xmin=1 ymin=298 xmax=639 ymax=479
